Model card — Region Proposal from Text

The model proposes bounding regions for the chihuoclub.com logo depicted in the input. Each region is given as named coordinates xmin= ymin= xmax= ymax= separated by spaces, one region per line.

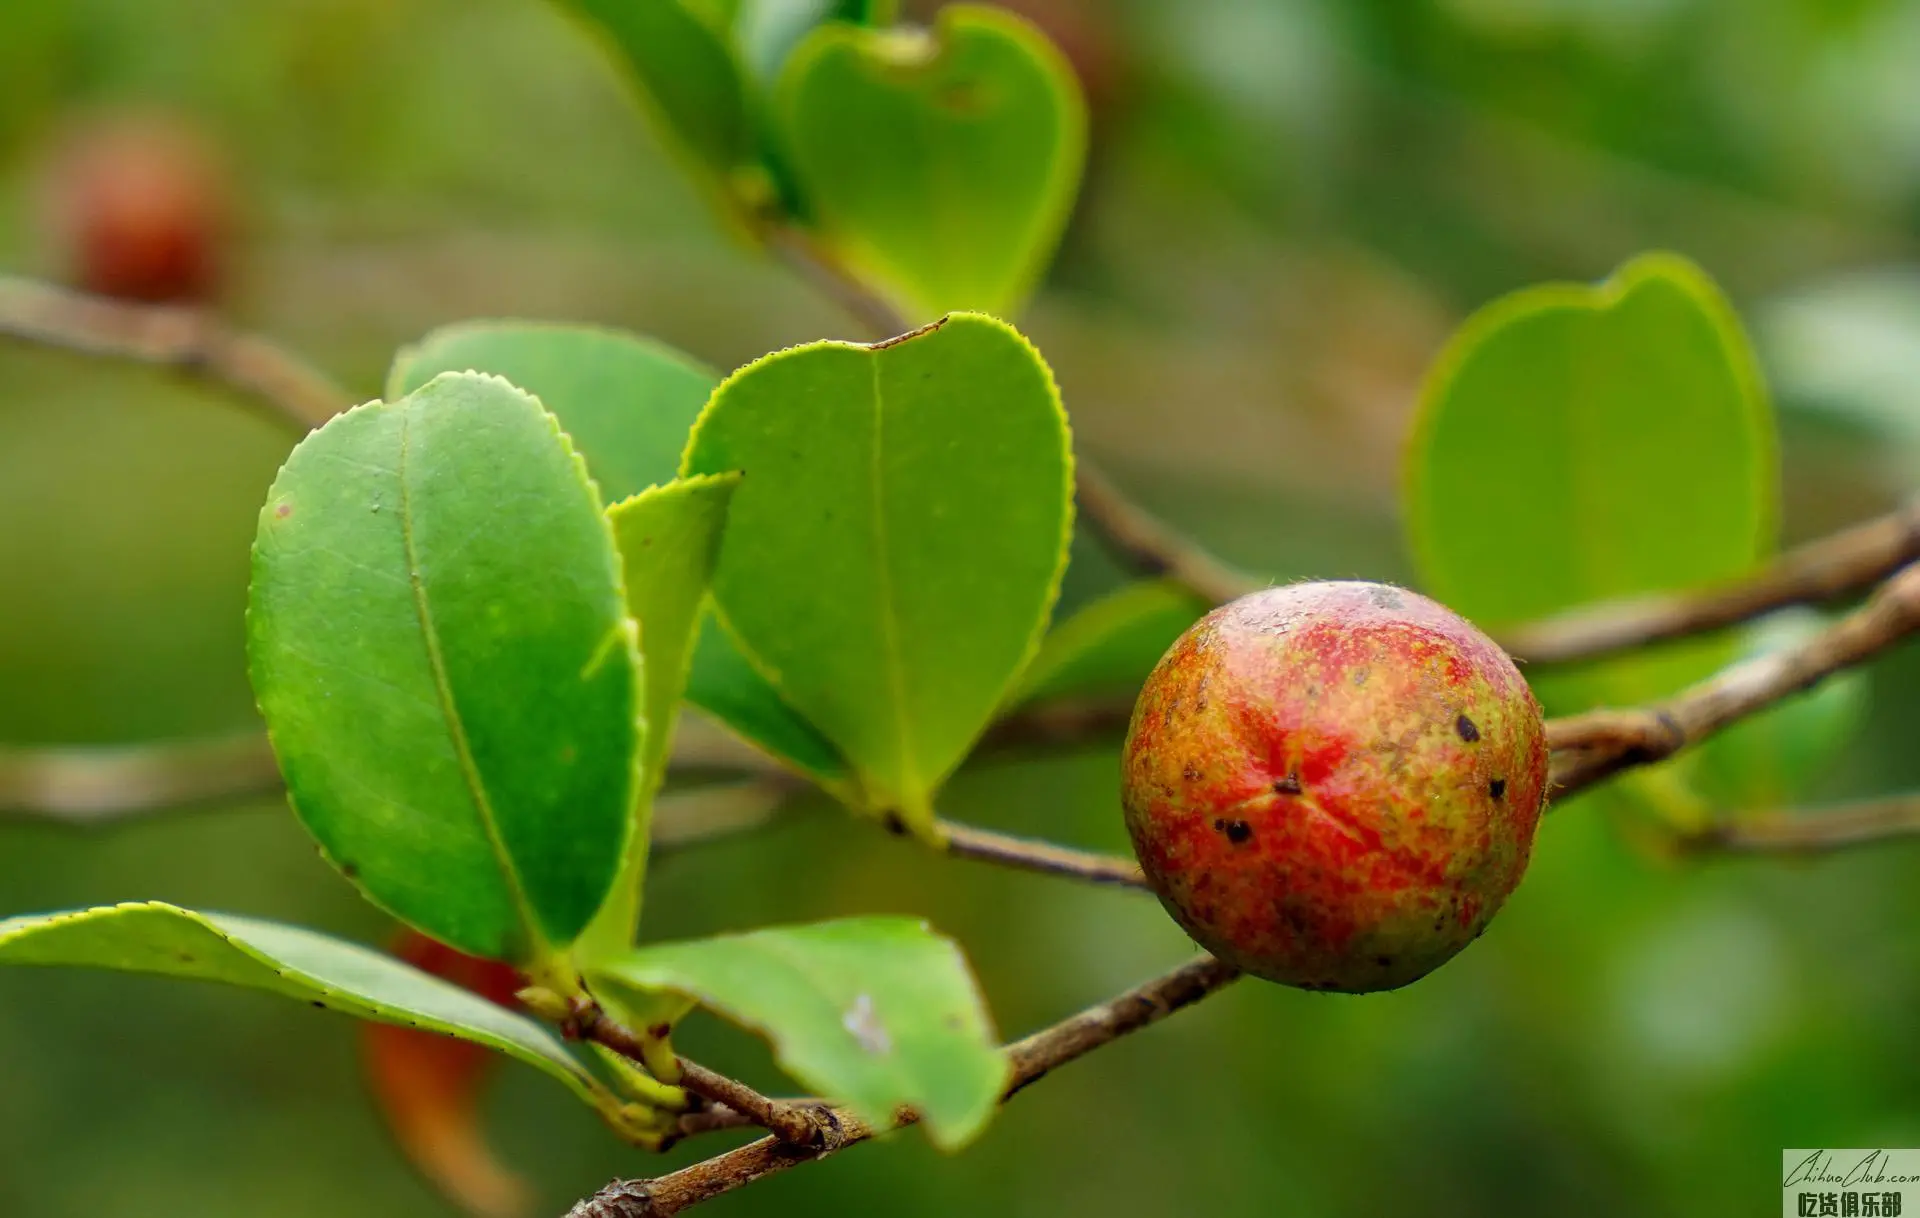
xmin=1785 ymin=1151 xmax=1920 ymax=1216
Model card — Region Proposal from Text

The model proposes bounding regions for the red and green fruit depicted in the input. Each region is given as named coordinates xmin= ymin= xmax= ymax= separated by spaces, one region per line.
xmin=1122 ymin=581 xmax=1548 ymax=993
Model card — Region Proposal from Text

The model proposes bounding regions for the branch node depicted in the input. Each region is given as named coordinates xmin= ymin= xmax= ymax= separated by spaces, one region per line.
xmin=565 ymin=1179 xmax=657 ymax=1218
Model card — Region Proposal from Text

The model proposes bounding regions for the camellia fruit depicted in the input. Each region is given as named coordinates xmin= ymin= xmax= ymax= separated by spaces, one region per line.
xmin=1121 ymin=581 xmax=1547 ymax=993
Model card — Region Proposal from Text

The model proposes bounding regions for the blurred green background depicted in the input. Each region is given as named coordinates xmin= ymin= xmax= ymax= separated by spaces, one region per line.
xmin=7 ymin=1 xmax=1920 ymax=1215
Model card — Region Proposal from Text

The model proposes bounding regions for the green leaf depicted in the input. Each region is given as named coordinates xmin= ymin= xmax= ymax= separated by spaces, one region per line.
xmin=386 ymin=320 xmax=850 ymax=790
xmin=776 ymin=3 xmax=1087 ymax=319
xmin=682 ymin=313 xmax=1074 ymax=830
xmin=556 ymin=0 xmax=760 ymax=205
xmin=388 ymin=321 xmax=715 ymax=506
xmin=684 ymin=617 xmax=853 ymax=784
xmin=1692 ymin=609 xmax=1868 ymax=811
xmin=615 ymin=477 xmax=743 ymax=792
xmin=1006 ymin=579 xmax=1211 ymax=709
xmin=579 ymin=475 xmax=740 ymax=961
xmin=1405 ymin=252 xmax=1779 ymax=709
xmin=248 ymin=372 xmax=641 ymax=965
xmin=0 ymin=903 xmax=599 ymax=1106
xmin=590 ymin=917 xmax=1006 ymax=1148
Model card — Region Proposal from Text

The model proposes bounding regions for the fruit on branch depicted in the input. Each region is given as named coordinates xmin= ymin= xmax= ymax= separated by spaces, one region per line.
xmin=37 ymin=110 xmax=232 ymax=303
xmin=1122 ymin=581 xmax=1547 ymax=993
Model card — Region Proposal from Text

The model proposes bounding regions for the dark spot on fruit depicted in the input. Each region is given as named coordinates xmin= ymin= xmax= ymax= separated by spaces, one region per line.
xmin=1183 ymin=764 xmax=1202 ymax=782
xmin=1272 ymin=773 xmax=1302 ymax=796
xmin=1351 ymin=667 xmax=1370 ymax=687
xmin=1455 ymin=714 xmax=1480 ymax=743
xmin=310 ymin=1000 xmax=325 ymax=1009
xmin=1375 ymin=955 xmax=1393 ymax=968
xmin=1489 ymin=777 xmax=1506 ymax=800
xmin=881 ymin=811 xmax=908 ymax=836
xmin=339 ymin=861 xmax=359 ymax=880
xmin=1214 ymin=818 xmax=1253 ymax=845
xmin=274 ymin=502 xmax=291 ymax=518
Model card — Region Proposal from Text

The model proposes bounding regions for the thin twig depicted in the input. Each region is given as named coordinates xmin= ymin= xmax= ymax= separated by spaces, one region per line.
xmin=1548 ymin=562 xmax=1920 ymax=800
xmin=0 ymin=735 xmax=281 ymax=823
xmin=932 ymin=819 xmax=1148 ymax=890
xmin=1070 ymin=461 xmax=1265 ymax=606
xmin=1680 ymin=795 xmax=1920 ymax=856
xmin=0 ymin=692 xmax=1139 ymax=830
xmin=0 ymin=273 xmax=346 ymax=431
xmin=765 ymin=227 xmax=913 ymax=337
xmin=1502 ymin=498 xmax=1920 ymax=665
xmin=668 ymin=1104 xmax=762 ymax=1140
xmin=571 ymin=1003 xmax=826 ymax=1147
xmin=564 ymin=954 xmax=1241 ymax=1216
xmin=0 ymin=734 xmax=801 ymax=856
xmin=670 ymin=1062 xmax=826 ymax=1148
xmin=977 ymin=695 xmax=1133 ymax=754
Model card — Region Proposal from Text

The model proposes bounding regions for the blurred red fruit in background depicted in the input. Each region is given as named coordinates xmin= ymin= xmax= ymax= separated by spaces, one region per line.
xmin=38 ymin=110 xmax=233 ymax=304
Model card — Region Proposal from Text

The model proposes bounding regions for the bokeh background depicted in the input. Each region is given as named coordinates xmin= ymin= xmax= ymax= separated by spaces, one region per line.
xmin=6 ymin=1 xmax=1920 ymax=1215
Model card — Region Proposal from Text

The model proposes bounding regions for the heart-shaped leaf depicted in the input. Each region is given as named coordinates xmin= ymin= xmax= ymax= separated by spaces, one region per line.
xmin=555 ymin=0 xmax=759 ymax=205
xmin=0 ymin=903 xmax=598 ymax=1105
xmin=589 ymin=917 xmax=1006 ymax=1149
xmin=682 ymin=313 xmax=1074 ymax=831
xmin=386 ymin=321 xmax=851 ymax=791
xmin=579 ymin=474 xmax=740 ymax=961
xmin=1405 ymin=252 xmax=1779 ymax=712
xmin=776 ymin=4 xmax=1087 ymax=319
xmin=1005 ymin=579 xmax=1212 ymax=709
xmin=249 ymin=372 xmax=640 ymax=964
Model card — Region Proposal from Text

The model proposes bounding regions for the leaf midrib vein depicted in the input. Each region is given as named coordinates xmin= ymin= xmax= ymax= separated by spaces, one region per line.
xmin=867 ymin=355 xmax=922 ymax=811
xmin=396 ymin=409 xmax=546 ymax=955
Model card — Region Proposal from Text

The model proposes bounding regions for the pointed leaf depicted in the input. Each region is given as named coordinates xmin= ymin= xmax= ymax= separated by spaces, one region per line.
xmin=590 ymin=917 xmax=1006 ymax=1148
xmin=682 ymin=314 xmax=1074 ymax=829
xmin=616 ymin=476 xmax=743 ymax=792
xmin=249 ymin=373 xmax=641 ymax=962
xmin=1006 ymin=579 xmax=1211 ymax=709
xmin=776 ymin=4 xmax=1087 ymax=319
xmin=0 ymin=903 xmax=598 ymax=1105
xmin=389 ymin=321 xmax=716 ymax=504
xmin=1405 ymin=252 xmax=1779 ymax=710
xmin=385 ymin=320 xmax=850 ymax=789
xmin=580 ymin=475 xmax=741 ymax=959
